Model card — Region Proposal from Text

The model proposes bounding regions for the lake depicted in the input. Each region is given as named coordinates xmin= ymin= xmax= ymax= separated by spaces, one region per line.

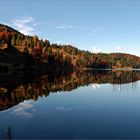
xmin=0 ymin=70 xmax=140 ymax=139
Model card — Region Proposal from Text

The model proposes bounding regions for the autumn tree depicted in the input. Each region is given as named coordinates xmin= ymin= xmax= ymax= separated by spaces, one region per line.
xmin=44 ymin=39 xmax=50 ymax=48
xmin=11 ymin=34 xmax=16 ymax=46
xmin=0 ymin=32 xmax=4 ymax=44
xmin=33 ymin=35 xmax=38 ymax=46
xmin=5 ymin=32 xmax=12 ymax=47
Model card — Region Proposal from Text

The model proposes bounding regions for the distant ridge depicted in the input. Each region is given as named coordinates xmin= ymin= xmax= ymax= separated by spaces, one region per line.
xmin=0 ymin=23 xmax=140 ymax=69
xmin=0 ymin=24 xmax=22 ymax=35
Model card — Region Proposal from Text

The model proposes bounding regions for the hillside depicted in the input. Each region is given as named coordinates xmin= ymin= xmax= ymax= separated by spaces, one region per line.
xmin=0 ymin=23 xmax=140 ymax=72
xmin=0 ymin=24 xmax=22 ymax=34
xmin=46 ymin=45 xmax=140 ymax=69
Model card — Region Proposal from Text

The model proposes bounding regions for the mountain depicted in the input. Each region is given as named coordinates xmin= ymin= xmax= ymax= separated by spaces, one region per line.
xmin=0 ymin=24 xmax=22 ymax=35
xmin=0 ymin=23 xmax=140 ymax=72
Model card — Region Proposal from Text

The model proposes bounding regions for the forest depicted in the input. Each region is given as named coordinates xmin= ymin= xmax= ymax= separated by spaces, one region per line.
xmin=0 ymin=23 xmax=140 ymax=72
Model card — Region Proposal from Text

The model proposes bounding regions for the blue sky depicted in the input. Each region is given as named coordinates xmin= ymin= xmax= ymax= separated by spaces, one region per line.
xmin=0 ymin=0 xmax=140 ymax=56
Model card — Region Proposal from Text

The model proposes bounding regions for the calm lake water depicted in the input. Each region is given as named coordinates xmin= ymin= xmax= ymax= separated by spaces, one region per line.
xmin=1 ymin=70 xmax=140 ymax=139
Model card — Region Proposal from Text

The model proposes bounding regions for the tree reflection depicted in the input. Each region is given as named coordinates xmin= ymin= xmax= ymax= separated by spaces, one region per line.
xmin=112 ymin=81 xmax=138 ymax=93
xmin=0 ymin=70 xmax=140 ymax=111
xmin=0 ymin=125 xmax=13 ymax=139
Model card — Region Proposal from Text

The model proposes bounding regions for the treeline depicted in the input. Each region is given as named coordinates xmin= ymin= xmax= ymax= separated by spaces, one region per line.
xmin=0 ymin=23 xmax=140 ymax=69
xmin=0 ymin=24 xmax=73 ymax=71
xmin=0 ymin=32 xmax=50 ymax=48
xmin=45 ymin=44 xmax=140 ymax=69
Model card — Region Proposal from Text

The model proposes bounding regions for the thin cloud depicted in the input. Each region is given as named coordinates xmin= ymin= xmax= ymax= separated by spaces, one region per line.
xmin=56 ymin=24 xmax=89 ymax=31
xmin=55 ymin=40 xmax=64 ymax=44
xmin=11 ymin=16 xmax=37 ymax=35
xmin=114 ymin=45 xmax=124 ymax=51
xmin=92 ymin=47 xmax=102 ymax=53
xmin=56 ymin=24 xmax=74 ymax=29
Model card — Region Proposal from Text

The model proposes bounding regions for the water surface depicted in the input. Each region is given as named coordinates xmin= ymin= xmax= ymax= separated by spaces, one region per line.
xmin=0 ymin=70 xmax=140 ymax=139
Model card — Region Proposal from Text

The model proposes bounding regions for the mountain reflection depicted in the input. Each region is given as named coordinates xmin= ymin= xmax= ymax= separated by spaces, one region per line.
xmin=0 ymin=70 xmax=140 ymax=111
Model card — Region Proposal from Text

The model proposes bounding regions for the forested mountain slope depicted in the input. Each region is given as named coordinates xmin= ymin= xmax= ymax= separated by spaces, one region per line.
xmin=0 ymin=23 xmax=140 ymax=70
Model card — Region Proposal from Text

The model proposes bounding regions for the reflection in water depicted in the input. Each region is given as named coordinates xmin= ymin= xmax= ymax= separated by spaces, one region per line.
xmin=1 ymin=70 xmax=140 ymax=139
xmin=112 ymin=81 xmax=138 ymax=93
xmin=0 ymin=125 xmax=13 ymax=139
xmin=11 ymin=100 xmax=34 ymax=118
xmin=91 ymin=84 xmax=101 ymax=90
xmin=0 ymin=70 xmax=140 ymax=111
